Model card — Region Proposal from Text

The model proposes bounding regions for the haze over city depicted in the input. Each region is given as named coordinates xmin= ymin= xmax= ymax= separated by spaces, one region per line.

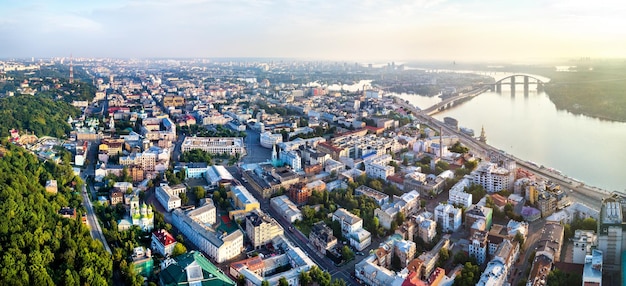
xmin=2 ymin=0 xmax=626 ymax=61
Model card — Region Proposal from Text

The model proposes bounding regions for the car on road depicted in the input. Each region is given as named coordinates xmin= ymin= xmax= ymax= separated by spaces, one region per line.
xmin=356 ymin=252 xmax=364 ymax=256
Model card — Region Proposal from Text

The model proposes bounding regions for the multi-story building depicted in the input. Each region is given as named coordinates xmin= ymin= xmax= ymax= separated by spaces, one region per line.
xmin=537 ymin=192 xmax=558 ymax=217
xmin=418 ymin=219 xmax=437 ymax=244
xmin=245 ymin=210 xmax=284 ymax=249
xmin=333 ymin=208 xmax=371 ymax=251
xmin=309 ymin=221 xmax=337 ymax=255
xmin=364 ymin=154 xmax=394 ymax=180
xmin=582 ymin=249 xmax=603 ymax=286
xmin=597 ymin=194 xmax=626 ymax=271
xmin=270 ymin=195 xmax=302 ymax=223
xmin=280 ymin=150 xmax=302 ymax=172
xmin=477 ymin=259 xmax=507 ymax=286
xmin=434 ymin=203 xmax=462 ymax=232
xmin=572 ymin=229 xmax=597 ymax=264
xmin=394 ymin=239 xmax=416 ymax=269
xmin=162 ymin=94 xmax=185 ymax=107
xmin=156 ymin=185 xmax=185 ymax=212
xmin=469 ymin=230 xmax=489 ymax=265
xmin=375 ymin=190 xmax=420 ymax=230
xmin=172 ymin=209 xmax=244 ymax=263
xmin=288 ymin=182 xmax=311 ymax=205
xmin=448 ymin=178 xmax=473 ymax=208
xmin=151 ymin=229 xmax=177 ymax=257
xmin=259 ymin=132 xmax=283 ymax=148
xmin=471 ymin=162 xmax=514 ymax=193
xmin=355 ymin=185 xmax=389 ymax=206
xmin=465 ymin=205 xmax=493 ymax=232
xmin=187 ymin=199 xmax=216 ymax=225
xmin=181 ymin=137 xmax=246 ymax=156
xmin=228 ymin=185 xmax=260 ymax=218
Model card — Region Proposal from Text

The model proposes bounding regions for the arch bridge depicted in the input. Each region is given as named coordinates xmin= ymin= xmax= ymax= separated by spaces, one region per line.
xmin=491 ymin=73 xmax=551 ymax=93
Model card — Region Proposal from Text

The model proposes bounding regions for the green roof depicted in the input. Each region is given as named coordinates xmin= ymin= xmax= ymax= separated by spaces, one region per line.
xmin=160 ymin=251 xmax=236 ymax=286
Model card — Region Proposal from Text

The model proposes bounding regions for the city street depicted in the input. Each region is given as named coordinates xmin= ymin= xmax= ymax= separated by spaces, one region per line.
xmin=81 ymin=178 xmax=112 ymax=254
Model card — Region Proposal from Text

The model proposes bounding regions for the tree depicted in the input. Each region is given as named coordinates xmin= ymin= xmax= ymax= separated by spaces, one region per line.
xmin=370 ymin=180 xmax=383 ymax=191
xmin=454 ymin=262 xmax=480 ymax=286
xmin=179 ymin=192 xmax=189 ymax=205
xmin=514 ymin=232 xmax=525 ymax=246
xmin=279 ymin=277 xmax=289 ymax=286
xmin=396 ymin=212 xmax=406 ymax=225
xmin=172 ymin=243 xmax=187 ymax=257
xmin=261 ymin=280 xmax=270 ymax=286
xmin=299 ymin=271 xmax=312 ymax=286
xmin=193 ymin=186 xmax=206 ymax=201
xmin=438 ymin=248 xmax=450 ymax=266
xmin=341 ymin=245 xmax=354 ymax=262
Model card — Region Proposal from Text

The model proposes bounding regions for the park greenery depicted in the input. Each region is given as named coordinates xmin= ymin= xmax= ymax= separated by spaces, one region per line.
xmin=0 ymin=142 xmax=112 ymax=285
xmin=453 ymin=262 xmax=481 ymax=286
xmin=0 ymin=95 xmax=81 ymax=138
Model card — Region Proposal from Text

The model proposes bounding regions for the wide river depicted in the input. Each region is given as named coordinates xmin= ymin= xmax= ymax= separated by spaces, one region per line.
xmin=395 ymin=87 xmax=626 ymax=193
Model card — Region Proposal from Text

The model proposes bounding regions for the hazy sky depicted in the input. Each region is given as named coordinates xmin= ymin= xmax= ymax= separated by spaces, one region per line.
xmin=2 ymin=0 xmax=626 ymax=61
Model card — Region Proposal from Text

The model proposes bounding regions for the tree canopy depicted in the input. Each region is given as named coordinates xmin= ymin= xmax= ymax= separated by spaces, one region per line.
xmin=0 ymin=142 xmax=112 ymax=285
xmin=0 ymin=95 xmax=81 ymax=138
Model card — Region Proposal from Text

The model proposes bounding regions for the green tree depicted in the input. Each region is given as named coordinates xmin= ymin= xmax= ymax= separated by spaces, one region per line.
xmin=342 ymin=245 xmax=355 ymax=261
xmin=261 ymin=281 xmax=270 ymax=286
xmin=193 ymin=186 xmax=206 ymax=201
xmin=299 ymin=271 xmax=312 ymax=286
xmin=180 ymin=192 xmax=189 ymax=205
xmin=172 ymin=243 xmax=187 ymax=257
xmin=279 ymin=277 xmax=289 ymax=286
xmin=454 ymin=262 xmax=481 ymax=286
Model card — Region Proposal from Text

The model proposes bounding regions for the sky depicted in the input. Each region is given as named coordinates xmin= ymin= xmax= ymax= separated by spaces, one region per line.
xmin=2 ymin=0 xmax=626 ymax=62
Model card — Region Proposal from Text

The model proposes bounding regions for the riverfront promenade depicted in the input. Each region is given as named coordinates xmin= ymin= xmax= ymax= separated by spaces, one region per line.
xmin=395 ymin=93 xmax=607 ymax=209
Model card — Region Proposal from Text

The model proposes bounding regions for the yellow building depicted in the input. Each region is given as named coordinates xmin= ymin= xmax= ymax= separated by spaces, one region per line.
xmin=228 ymin=185 xmax=260 ymax=219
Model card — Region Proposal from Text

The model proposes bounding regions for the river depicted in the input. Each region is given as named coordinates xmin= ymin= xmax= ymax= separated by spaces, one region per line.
xmin=395 ymin=86 xmax=626 ymax=192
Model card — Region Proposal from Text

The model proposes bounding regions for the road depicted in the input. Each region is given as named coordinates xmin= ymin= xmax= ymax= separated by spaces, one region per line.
xmin=81 ymin=178 xmax=112 ymax=254
xmin=395 ymin=97 xmax=605 ymax=208
xmin=509 ymin=218 xmax=547 ymax=286
xmin=226 ymin=166 xmax=361 ymax=286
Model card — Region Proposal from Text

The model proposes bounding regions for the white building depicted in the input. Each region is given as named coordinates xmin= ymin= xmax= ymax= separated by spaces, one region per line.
xmin=477 ymin=259 xmax=507 ymax=286
xmin=364 ymin=154 xmax=394 ymax=180
xmin=172 ymin=208 xmax=244 ymax=263
xmin=270 ymin=195 xmax=302 ymax=223
xmin=181 ymin=136 xmax=246 ymax=156
xmin=333 ymin=208 xmax=371 ymax=251
xmin=280 ymin=150 xmax=302 ymax=172
xmin=582 ymin=249 xmax=603 ymax=286
xmin=151 ymin=229 xmax=177 ymax=257
xmin=260 ymin=132 xmax=283 ymax=149
xmin=572 ymin=230 xmax=597 ymax=264
xmin=187 ymin=199 xmax=217 ymax=225
xmin=471 ymin=162 xmax=514 ymax=193
xmin=448 ymin=178 xmax=473 ymax=208
xmin=156 ymin=185 xmax=185 ymax=212
xmin=419 ymin=219 xmax=437 ymax=243
xmin=434 ymin=203 xmax=462 ymax=232
xmin=205 ymin=165 xmax=235 ymax=187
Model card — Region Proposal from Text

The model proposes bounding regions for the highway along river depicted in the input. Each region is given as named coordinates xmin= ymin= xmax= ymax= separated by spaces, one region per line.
xmin=395 ymin=86 xmax=626 ymax=193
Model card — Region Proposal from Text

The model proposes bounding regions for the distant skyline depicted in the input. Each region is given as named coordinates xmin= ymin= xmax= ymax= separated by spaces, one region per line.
xmin=2 ymin=0 xmax=626 ymax=62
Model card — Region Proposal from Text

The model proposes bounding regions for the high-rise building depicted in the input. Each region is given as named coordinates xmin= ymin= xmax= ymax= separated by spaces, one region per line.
xmin=597 ymin=194 xmax=626 ymax=271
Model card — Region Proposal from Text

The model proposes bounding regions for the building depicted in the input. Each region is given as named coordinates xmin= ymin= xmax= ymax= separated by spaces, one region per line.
xmin=172 ymin=209 xmax=244 ymax=263
xmin=333 ymin=208 xmax=371 ymax=251
xmin=181 ymin=137 xmax=246 ymax=156
xmin=152 ymin=229 xmax=177 ymax=257
xmin=355 ymin=185 xmax=389 ymax=206
xmin=270 ymin=195 xmax=302 ymax=223
xmin=471 ymin=162 xmax=513 ymax=193
xmin=156 ymin=185 xmax=184 ymax=212
xmin=228 ymin=185 xmax=260 ymax=218
xmin=159 ymin=251 xmax=235 ymax=286
xmin=309 ymin=221 xmax=337 ymax=255
xmin=236 ymin=236 xmax=315 ymax=286
xmin=465 ymin=205 xmax=493 ymax=232
xmin=375 ymin=190 xmax=420 ymax=230
xmin=364 ymin=154 xmax=395 ymax=180
xmin=162 ymin=95 xmax=185 ymax=108
xmin=537 ymin=192 xmax=558 ymax=218
xmin=434 ymin=203 xmax=462 ymax=232
xmin=121 ymin=196 xmax=154 ymax=232
xmin=418 ymin=219 xmax=437 ymax=244
xmin=582 ymin=249 xmax=602 ymax=286
xmin=572 ymin=229 xmax=597 ymax=264
xmin=187 ymin=199 xmax=217 ymax=226
xmin=45 ymin=180 xmax=58 ymax=194
xmin=597 ymin=194 xmax=626 ymax=271
xmin=259 ymin=132 xmax=283 ymax=148
xmin=229 ymin=256 xmax=264 ymax=278
xmin=287 ymin=182 xmax=312 ymax=205
xmin=469 ymin=231 xmax=489 ymax=265
xmin=245 ymin=210 xmax=284 ymax=249
xmin=448 ymin=178 xmax=472 ymax=208
xmin=394 ymin=239 xmax=417 ymax=269
xmin=477 ymin=259 xmax=507 ymax=286
xmin=204 ymin=165 xmax=234 ymax=187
